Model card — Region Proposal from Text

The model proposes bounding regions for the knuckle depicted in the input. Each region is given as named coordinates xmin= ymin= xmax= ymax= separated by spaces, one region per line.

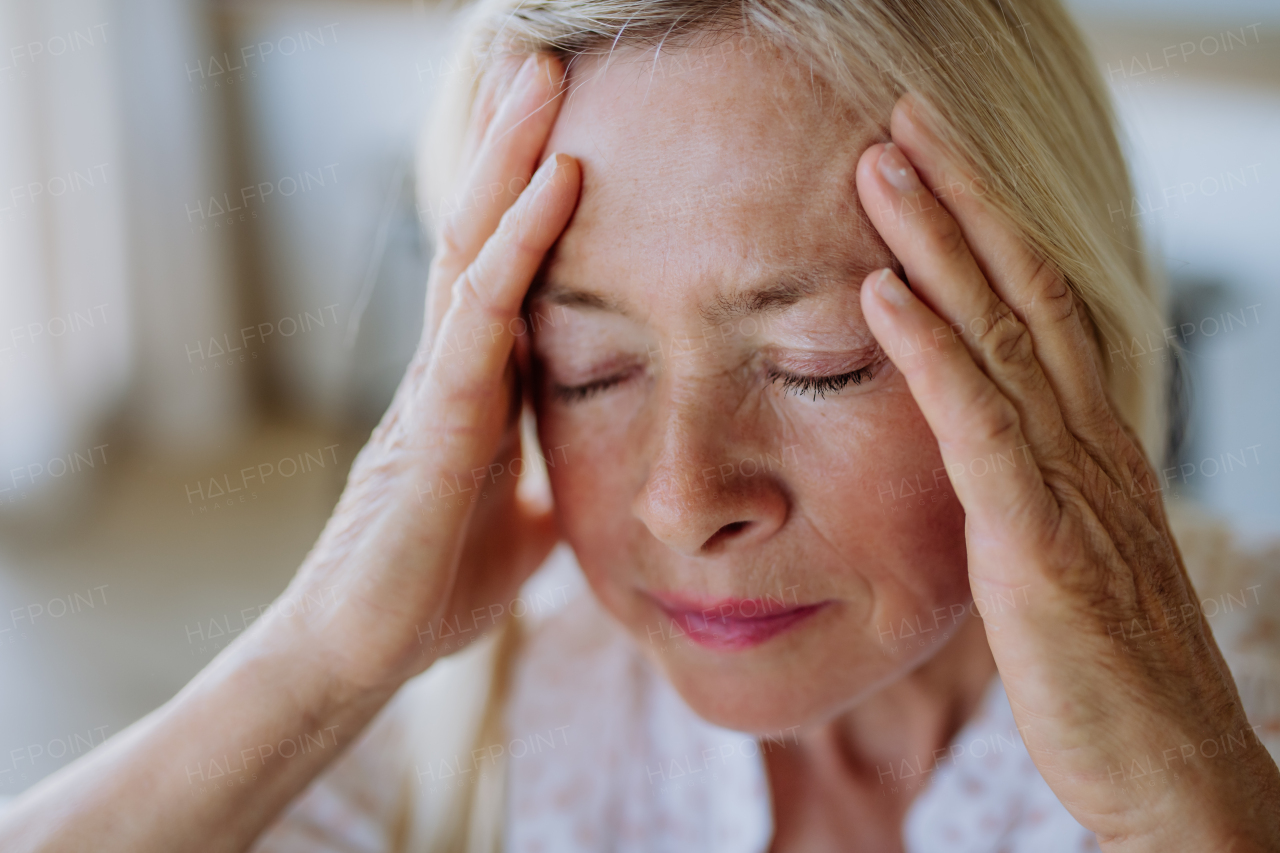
xmin=498 ymin=198 xmax=546 ymax=257
xmin=971 ymin=382 xmax=1022 ymax=445
xmin=1076 ymin=389 xmax=1120 ymax=438
xmin=436 ymin=216 xmax=469 ymax=263
xmin=467 ymin=244 xmax=495 ymax=290
xmin=929 ymin=217 xmax=970 ymax=265
xmin=1033 ymin=264 xmax=1075 ymax=324
xmin=451 ymin=268 xmax=499 ymax=319
xmin=978 ymin=301 xmax=1035 ymax=369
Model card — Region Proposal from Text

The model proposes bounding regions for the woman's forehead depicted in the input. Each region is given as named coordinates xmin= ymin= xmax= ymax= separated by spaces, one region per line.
xmin=548 ymin=43 xmax=869 ymax=191
xmin=543 ymin=44 xmax=883 ymax=296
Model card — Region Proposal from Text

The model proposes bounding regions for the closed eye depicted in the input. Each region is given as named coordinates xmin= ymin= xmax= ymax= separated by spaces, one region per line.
xmin=551 ymin=356 xmax=881 ymax=404
xmin=766 ymin=365 xmax=873 ymax=400
xmin=552 ymin=365 xmax=644 ymax=404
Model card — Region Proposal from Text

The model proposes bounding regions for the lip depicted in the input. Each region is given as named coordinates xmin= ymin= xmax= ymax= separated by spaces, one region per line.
xmin=645 ymin=592 xmax=830 ymax=652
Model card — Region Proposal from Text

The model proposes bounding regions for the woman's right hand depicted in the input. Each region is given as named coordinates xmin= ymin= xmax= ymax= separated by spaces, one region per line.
xmin=275 ymin=52 xmax=580 ymax=693
xmin=0 ymin=49 xmax=578 ymax=853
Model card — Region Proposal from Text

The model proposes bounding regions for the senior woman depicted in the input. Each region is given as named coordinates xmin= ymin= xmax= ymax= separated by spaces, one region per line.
xmin=3 ymin=0 xmax=1279 ymax=850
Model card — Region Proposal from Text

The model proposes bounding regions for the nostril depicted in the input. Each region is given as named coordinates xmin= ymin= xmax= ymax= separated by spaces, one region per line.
xmin=702 ymin=520 xmax=750 ymax=552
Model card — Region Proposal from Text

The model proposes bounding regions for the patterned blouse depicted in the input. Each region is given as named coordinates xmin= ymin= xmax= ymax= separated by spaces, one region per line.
xmin=251 ymin=506 xmax=1280 ymax=852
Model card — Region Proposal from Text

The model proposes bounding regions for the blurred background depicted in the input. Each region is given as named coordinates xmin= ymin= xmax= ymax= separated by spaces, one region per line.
xmin=0 ymin=0 xmax=1276 ymax=800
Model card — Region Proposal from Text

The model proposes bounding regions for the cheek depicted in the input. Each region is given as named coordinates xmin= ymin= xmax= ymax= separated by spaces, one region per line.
xmin=537 ymin=407 xmax=637 ymax=576
xmin=539 ymin=371 xmax=969 ymax=605
xmin=788 ymin=373 xmax=969 ymax=603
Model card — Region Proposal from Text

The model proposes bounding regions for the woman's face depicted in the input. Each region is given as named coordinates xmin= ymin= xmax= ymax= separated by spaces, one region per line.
xmin=528 ymin=41 xmax=972 ymax=733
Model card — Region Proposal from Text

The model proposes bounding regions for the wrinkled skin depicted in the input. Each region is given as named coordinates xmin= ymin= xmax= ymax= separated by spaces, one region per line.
xmin=2 ymin=39 xmax=1276 ymax=853
xmin=521 ymin=41 xmax=1280 ymax=850
xmin=528 ymin=45 xmax=973 ymax=737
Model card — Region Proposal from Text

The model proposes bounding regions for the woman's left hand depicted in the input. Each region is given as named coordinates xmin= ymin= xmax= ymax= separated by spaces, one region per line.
xmin=856 ymin=95 xmax=1280 ymax=850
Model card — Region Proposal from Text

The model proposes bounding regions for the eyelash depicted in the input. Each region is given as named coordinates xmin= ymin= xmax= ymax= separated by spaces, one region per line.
xmin=553 ymin=363 xmax=874 ymax=404
xmin=765 ymin=366 xmax=872 ymax=400
xmin=552 ymin=369 xmax=638 ymax=404
xmin=555 ymin=376 xmax=624 ymax=404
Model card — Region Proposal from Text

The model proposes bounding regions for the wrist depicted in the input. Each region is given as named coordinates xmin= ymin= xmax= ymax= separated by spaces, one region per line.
xmin=1102 ymin=747 xmax=1280 ymax=853
xmin=261 ymin=554 xmax=449 ymax=699
xmin=222 ymin=605 xmax=405 ymax=723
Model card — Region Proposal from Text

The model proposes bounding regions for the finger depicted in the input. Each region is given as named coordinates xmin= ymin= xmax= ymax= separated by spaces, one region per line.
xmin=889 ymin=95 xmax=1117 ymax=446
xmin=458 ymin=424 xmax=560 ymax=601
xmin=455 ymin=497 xmax=558 ymax=613
xmin=426 ymin=53 xmax=568 ymax=337
xmin=856 ymin=139 xmax=1073 ymax=468
xmin=419 ymin=153 xmax=581 ymax=515
xmin=457 ymin=53 xmax=529 ymax=180
xmin=861 ymin=267 xmax=1057 ymax=554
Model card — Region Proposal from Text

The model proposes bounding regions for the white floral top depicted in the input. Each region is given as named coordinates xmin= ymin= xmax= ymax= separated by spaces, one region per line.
xmin=252 ymin=514 xmax=1280 ymax=852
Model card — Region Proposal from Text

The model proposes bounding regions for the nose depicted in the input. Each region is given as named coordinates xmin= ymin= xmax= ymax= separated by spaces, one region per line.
xmin=632 ymin=410 xmax=789 ymax=557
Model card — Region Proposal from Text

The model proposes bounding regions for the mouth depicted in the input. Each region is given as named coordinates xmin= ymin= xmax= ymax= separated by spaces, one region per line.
xmin=644 ymin=592 xmax=830 ymax=652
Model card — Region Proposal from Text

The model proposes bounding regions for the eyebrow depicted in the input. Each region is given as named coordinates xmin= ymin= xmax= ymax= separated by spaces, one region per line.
xmin=534 ymin=282 xmax=629 ymax=315
xmin=532 ymin=268 xmax=862 ymax=325
xmin=701 ymin=274 xmax=826 ymax=325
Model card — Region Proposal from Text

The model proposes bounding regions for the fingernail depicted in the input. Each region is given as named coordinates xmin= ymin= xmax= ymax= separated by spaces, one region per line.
xmin=533 ymin=153 xmax=562 ymax=190
xmin=873 ymin=268 xmax=912 ymax=307
xmin=497 ymin=55 xmax=537 ymax=106
xmin=513 ymin=54 xmax=539 ymax=91
xmin=878 ymin=142 xmax=921 ymax=194
xmin=896 ymin=97 xmax=921 ymax=132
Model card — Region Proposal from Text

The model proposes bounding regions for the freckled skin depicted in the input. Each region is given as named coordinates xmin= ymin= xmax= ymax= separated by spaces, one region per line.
xmin=528 ymin=43 xmax=973 ymax=734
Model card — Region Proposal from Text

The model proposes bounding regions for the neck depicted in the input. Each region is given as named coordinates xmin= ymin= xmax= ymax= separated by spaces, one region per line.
xmin=829 ymin=613 xmax=997 ymax=785
xmin=762 ymin=614 xmax=999 ymax=850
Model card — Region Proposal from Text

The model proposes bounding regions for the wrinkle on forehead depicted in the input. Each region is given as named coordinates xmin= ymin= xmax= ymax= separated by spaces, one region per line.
xmin=542 ymin=39 xmax=889 ymax=312
xmin=564 ymin=32 xmax=840 ymax=111
xmin=555 ymin=39 xmax=869 ymax=178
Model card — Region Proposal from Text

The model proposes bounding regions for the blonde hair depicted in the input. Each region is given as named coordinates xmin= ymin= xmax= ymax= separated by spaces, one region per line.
xmin=419 ymin=0 xmax=1168 ymax=457
xmin=404 ymin=7 xmax=1185 ymax=846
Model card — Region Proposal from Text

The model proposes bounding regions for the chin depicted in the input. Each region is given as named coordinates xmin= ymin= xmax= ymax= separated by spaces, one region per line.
xmin=655 ymin=661 xmax=853 ymax=734
xmin=639 ymin=616 xmax=963 ymax=735
xmin=640 ymin=634 xmax=888 ymax=736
